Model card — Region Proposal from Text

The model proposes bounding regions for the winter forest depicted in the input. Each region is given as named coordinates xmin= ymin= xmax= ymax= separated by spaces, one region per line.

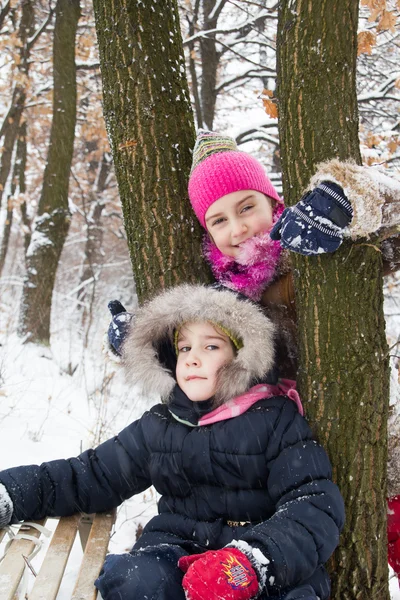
xmin=0 ymin=0 xmax=400 ymax=598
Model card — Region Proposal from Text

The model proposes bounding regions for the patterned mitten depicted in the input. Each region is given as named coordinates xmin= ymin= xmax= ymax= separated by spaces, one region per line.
xmin=270 ymin=181 xmax=353 ymax=256
xmin=178 ymin=548 xmax=259 ymax=600
xmin=107 ymin=300 xmax=133 ymax=357
xmin=0 ymin=483 xmax=13 ymax=527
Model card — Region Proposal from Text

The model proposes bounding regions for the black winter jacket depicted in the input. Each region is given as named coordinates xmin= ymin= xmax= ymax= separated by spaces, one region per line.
xmin=0 ymin=391 xmax=344 ymax=594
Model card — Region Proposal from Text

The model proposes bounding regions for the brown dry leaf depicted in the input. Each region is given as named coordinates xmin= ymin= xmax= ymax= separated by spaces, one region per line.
xmin=366 ymin=132 xmax=382 ymax=148
xmin=395 ymin=78 xmax=400 ymax=89
xmin=365 ymin=0 xmax=387 ymax=21
xmin=377 ymin=10 xmax=397 ymax=32
xmin=260 ymin=89 xmax=278 ymax=118
xmin=262 ymin=98 xmax=278 ymax=119
xmin=357 ymin=31 xmax=376 ymax=55
xmin=262 ymin=88 xmax=273 ymax=97
xmin=388 ymin=139 xmax=399 ymax=153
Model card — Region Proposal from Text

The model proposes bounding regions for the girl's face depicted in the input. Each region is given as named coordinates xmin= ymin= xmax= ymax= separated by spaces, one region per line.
xmin=176 ymin=321 xmax=235 ymax=402
xmin=204 ymin=190 xmax=274 ymax=258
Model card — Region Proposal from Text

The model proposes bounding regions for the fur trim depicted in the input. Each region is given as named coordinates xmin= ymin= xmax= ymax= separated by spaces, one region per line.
xmin=123 ymin=284 xmax=275 ymax=404
xmin=309 ymin=159 xmax=400 ymax=239
xmin=202 ymin=204 xmax=285 ymax=301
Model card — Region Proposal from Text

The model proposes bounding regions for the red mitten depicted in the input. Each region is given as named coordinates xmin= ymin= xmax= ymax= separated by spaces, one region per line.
xmin=388 ymin=495 xmax=400 ymax=578
xmin=178 ymin=548 xmax=259 ymax=600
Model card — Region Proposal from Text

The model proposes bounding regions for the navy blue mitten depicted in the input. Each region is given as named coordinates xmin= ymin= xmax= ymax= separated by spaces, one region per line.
xmin=107 ymin=300 xmax=133 ymax=357
xmin=270 ymin=182 xmax=353 ymax=256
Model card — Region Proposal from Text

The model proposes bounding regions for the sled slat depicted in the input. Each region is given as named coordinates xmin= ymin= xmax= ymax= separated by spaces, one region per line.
xmin=29 ymin=514 xmax=80 ymax=600
xmin=72 ymin=511 xmax=115 ymax=600
xmin=0 ymin=520 xmax=46 ymax=600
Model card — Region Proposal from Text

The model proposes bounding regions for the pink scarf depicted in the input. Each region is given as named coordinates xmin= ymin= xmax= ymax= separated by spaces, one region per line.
xmin=198 ymin=379 xmax=303 ymax=426
xmin=202 ymin=203 xmax=285 ymax=301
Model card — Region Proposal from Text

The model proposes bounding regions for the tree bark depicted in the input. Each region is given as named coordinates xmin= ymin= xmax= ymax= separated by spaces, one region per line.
xmin=77 ymin=151 xmax=112 ymax=343
xmin=0 ymin=0 xmax=34 ymax=212
xmin=199 ymin=0 xmax=220 ymax=129
xmin=19 ymin=0 xmax=80 ymax=344
xmin=277 ymin=2 xmax=389 ymax=598
xmin=0 ymin=122 xmax=27 ymax=275
xmin=92 ymin=0 xmax=210 ymax=303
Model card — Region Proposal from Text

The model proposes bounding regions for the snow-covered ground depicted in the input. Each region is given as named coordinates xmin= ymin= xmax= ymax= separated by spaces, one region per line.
xmin=0 ymin=321 xmax=160 ymax=597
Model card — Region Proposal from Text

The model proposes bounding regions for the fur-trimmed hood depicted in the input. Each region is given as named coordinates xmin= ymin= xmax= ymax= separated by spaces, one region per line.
xmin=123 ymin=284 xmax=275 ymax=405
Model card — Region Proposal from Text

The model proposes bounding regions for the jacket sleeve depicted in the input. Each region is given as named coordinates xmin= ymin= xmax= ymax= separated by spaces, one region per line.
xmin=236 ymin=399 xmax=345 ymax=591
xmin=308 ymin=158 xmax=400 ymax=241
xmin=0 ymin=415 xmax=152 ymax=522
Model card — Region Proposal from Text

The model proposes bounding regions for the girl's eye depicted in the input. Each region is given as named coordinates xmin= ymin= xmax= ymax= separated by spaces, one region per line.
xmin=206 ymin=344 xmax=219 ymax=351
xmin=178 ymin=346 xmax=190 ymax=353
xmin=212 ymin=217 xmax=225 ymax=227
xmin=241 ymin=204 xmax=253 ymax=213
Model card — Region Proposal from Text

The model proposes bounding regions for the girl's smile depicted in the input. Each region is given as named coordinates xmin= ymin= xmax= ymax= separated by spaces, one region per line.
xmin=204 ymin=189 xmax=274 ymax=258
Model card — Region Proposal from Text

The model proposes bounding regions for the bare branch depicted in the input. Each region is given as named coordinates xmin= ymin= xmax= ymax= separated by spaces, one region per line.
xmin=27 ymin=7 xmax=55 ymax=52
xmin=183 ymin=10 xmax=271 ymax=46
xmin=216 ymin=39 xmax=270 ymax=68
xmin=208 ymin=0 xmax=228 ymax=21
xmin=358 ymin=94 xmax=400 ymax=104
xmin=216 ymin=67 xmax=275 ymax=92
xmin=76 ymin=62 xmax=100 ymax=71
xmin=236 ymin=124 xmax=279 ymax=145
xmin=0 ymin=0 xmax=10 ymax=31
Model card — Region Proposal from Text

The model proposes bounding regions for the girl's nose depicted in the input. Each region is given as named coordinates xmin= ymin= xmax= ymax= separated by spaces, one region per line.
xmin=186 ymin=351 xmax=200 ymax=366
xmin=231 ymin=220 xmax=247 ymax=238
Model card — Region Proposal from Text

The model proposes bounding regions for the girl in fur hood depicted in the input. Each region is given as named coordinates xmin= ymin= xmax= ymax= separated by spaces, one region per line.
xmin=0 ymin=284 xmax=345 ymax=600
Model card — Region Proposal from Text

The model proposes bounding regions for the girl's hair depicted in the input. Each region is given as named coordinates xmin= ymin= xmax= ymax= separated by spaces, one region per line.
xmin=174 ymin=320 xmax=243 ymax=355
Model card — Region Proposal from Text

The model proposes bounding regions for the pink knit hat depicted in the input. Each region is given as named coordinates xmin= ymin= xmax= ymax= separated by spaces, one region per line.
xmin=188 ymin=130 xmax=282 ymax=228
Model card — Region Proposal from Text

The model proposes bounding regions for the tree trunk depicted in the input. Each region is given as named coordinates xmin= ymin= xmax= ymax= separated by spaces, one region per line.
xmin=199 ymin=0 xmax=220 ymax=129
xmin=77 ymin=151 xmax=112 ymax=343
xmin=18 ymin=121 xmax=30 ymax=254
xmin=0 ymin=122 xmax=27 ymax=275
xmin=277 ymin=2 xmax=389 ymax=599
xmin=19 ymin=0 xmax=80 ymax=344
xmin=92 ymin=0 xmax=210 ymax=303
xmin=0 ymin=0 xmax=34 ymax=211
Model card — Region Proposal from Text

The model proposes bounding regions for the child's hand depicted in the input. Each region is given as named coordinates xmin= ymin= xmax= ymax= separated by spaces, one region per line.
xmin=270 ymin=181 xmax=353 ymax=256
xmin=107 ymin=300 xmax=133 ymax=357
xmin=178 ymin=548 xmax=259 ymax=600
xmin=0 ymin=483 xmax=13 ymax=527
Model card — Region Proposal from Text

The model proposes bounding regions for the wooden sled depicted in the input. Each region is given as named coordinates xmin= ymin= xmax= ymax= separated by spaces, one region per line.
xmin=0 ymin=511 xmax=115 ymax=600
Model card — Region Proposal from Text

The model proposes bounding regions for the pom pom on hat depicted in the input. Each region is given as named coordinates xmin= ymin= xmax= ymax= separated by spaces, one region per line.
xmin=188 ymin=130 xmax=282 ymax=228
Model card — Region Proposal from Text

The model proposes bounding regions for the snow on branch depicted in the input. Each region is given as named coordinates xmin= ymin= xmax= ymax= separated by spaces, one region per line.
xmin=207 ymin=0 xmax=228 ymax=21
xmin=27 ymin=8 xmax=55 ymax=53
xmin=183 ymin=10 xmax=270 ymax=46
xmin=216 ymin=67 xmax=275 ymax=92
xmin=236 ymin=126 xmax=279 ymax=147
xmin=358 ymin=73 xmax=400 ymax=103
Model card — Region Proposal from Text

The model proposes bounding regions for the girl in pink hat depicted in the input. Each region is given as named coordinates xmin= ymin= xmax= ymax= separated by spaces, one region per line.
xmin=107 ymin=128 xmax=400 ymax=583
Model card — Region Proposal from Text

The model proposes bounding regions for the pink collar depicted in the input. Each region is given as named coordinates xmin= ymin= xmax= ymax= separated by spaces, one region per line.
xmin=198 ymin=379 xmax=303 ymax=427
